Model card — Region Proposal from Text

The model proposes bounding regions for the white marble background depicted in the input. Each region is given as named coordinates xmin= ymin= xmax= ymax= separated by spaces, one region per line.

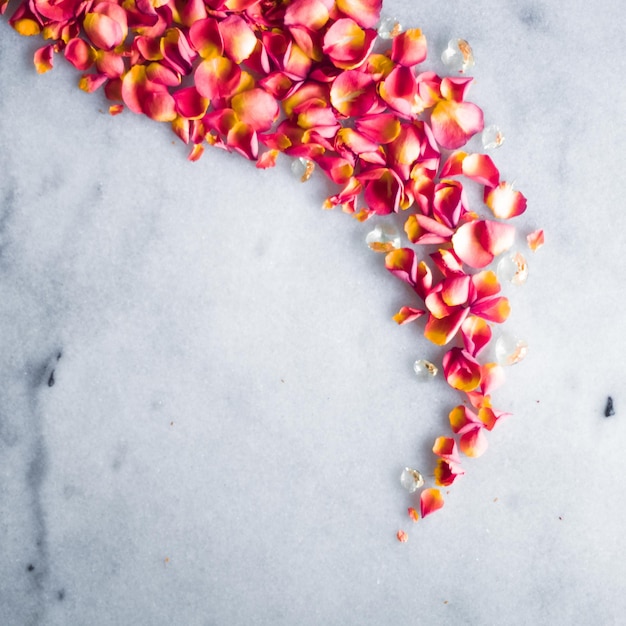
xmin=1 ymin=1 xmax=625 ymax=624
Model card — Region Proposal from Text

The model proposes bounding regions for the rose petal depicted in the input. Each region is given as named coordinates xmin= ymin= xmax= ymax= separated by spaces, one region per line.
xmin=420 ymin=488 xmax=444 ymax=518
xmin=485 ymin=182 xmax=527 ymax=219
xmin=527 ymin=229 xmax=545 ymax=251
xmin=390 ymin=28 xmax=427 ymax=67
xmin=393 ymin=306 xmax=426 ymax=325
xmin=430 ymin=100 xmax=484 ymax=150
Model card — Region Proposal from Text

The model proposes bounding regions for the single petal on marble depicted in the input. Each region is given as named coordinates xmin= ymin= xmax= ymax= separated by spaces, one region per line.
xmin=527 ymin=229 xmax=545 ymax=251
xmin=390 ymin=28 xmax=427 ymax=67
xmin=188 ymin=143 xmax=205 ymax=161
xmin=34 ymin=44 xmax=54 ymax=73
xmin=396 ymin=529 xmax=409 ymax=542
xmin=485 ymin=182 xmax=527 ymax=219
xmin=441 ymin=275 xmax=471 ymax=307
xmin=408 ymin=507 xmax=419 ymax=522
xmin=385 ymin=248 xmax=417 ymax=286
xmin=256 ymin=149 xmax=280 ymax=169
xmin=443 ymin=347 xmax=482 ymax=391
xmin=430 ymin=100 xmax=484 ymax=150
xmin=393 ymin=306 xmax=426 ymax=325
xmin=420 ymin=488 xmax=444 ymax=518
xmin=335 ymin=0 xmax=382 ymax=28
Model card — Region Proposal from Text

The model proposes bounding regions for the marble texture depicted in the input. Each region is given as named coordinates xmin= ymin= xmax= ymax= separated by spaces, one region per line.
xmin=1 ymin=1 xmax=626 ymax=624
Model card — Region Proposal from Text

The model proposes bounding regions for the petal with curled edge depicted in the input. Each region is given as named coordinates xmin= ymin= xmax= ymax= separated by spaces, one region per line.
xmin=449 ymin=405 xmax=478 ymax=434
xmin=65 ymin=38 xmax=93 ymax=71
xmin=390 ymin=28 xmax=427 ymax=67
xmin=335 ymin=0 xmax=382 ymax=28
xmin=471 ymin=296 xmax=510 ymax=323
xmin=424 ymin=288 xmax=455 ymax=319
xmin=323 ymin=18 xmax=376 ymax=70
xmin=440 ymin=76 xmax=474 ymax=102
xmin=219 ymin=14 xmax=257 ymax=64
xmin=433 ymin=180 xmax=468 ymax=229
xmin=256 ymin=149 xmax=279 ymax=169
xmin=232 ymin=88 xmax=279 ymax=132
xmin=430 ymin=100 xmax=484 ymax=150
xmin=441 ymin=275 xmax=471 ymax=307
xmin=443 ymin=347 xmax=482 ymax=392
xmin=360 ymin=167 xmax=402 ymax=215
xmin=459 ymin=428 xmax=489 ymax=457
xmin=393 ymin=306 xmax=426 ymax=325
xmin=434 ymin=459 xmax=465 ymax=486
xmin=440 ymin=151 xmax=467 ymax=178
xmin=461 ymin=315 xmax=491 ymax=357
xmin=227 ymin=121 xmax=258 ymax=159
xmin=420 ymin=488 xmax=444 ymax=518
xmin=84 ymin=12 xmax=124 ymax=51
xmin=404 ymin=214 xmax=454 ymax=245
xmin=34 ymin=45 xmax=54 ymax=73
xmin=330 ymin=69 xmax=377 ymax=117
xmin=430 ymin=249 xmax=465 ymax=277
xmin=432 ymin=436 xmax=462 ymax=465
xmin=485 ymin=182 xmax=527 ymax=219
xmin=471 ymin=270 xmax=500 ymax=300
xmin=385 ymin=248 xmax=418 ymax=287
xmin=424 ymin=308 xmax=468 ymax=346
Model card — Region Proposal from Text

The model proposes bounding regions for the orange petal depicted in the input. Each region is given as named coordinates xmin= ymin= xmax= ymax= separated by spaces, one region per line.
xmin=420 ymin=488 xmax=444 ymax=518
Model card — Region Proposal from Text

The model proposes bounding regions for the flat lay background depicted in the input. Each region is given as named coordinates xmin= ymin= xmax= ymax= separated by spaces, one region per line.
xmin=1 ymin=1 xmax=625 ymax=624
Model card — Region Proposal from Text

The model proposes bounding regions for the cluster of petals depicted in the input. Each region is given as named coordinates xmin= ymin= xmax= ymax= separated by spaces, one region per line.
xmin=5 ymin=0 xmax=535 ymax=524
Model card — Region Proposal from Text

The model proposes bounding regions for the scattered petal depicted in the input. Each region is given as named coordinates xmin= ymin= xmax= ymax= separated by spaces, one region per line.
xmin=420 ymin=488 xmax=444 ymax=518
xmin=396 ymin=529 xmax=409 ymax=542
xmin=485 ymin=182 xmax=527 ymax=219
xmin=527 ymin=229 xmax=545 ymax=251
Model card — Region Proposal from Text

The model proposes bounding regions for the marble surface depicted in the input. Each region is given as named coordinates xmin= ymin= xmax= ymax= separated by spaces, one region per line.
xmin=1 ymin=1 xmax=626 ymax=624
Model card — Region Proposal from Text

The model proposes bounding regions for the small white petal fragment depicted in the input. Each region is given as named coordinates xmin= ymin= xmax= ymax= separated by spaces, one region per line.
xmin=401 ymin=467 xmax=425 ymax=493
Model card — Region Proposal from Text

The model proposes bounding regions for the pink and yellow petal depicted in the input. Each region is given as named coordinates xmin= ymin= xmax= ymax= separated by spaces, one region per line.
xmin=330 ymin=69 xmax=377 ymax=117
xmin=393 ymin=306 xmax=425 ymax=325
xmin=430 ymin=100 xmax=484 ymax=150
xmin=443 ymin=347 xmax=482 ymax=392
xmin=424 ymin=309 xmax=469 ymax=346
xmin=322 ymin=18 xmax=376 ymax=70
xmin=390 ymin=28 xmax=427 ymax=67
xmin=485 ymin=182 xmax=527 ymax=219
xmin=335 ymin=0 xmax=382 ymax=28
xmin=527 ymin=229 xmax=545 ymax=251
xmin=462 ymin=153 xmax=500 ymax=187
xmin=34 ymin=45 xmax=54 ymax=74
xmin=459 ymin=427 xmax=489 ymax=457
xmin=420 ymin=488 xmax=444 ymax=518
xmin=219 ymin=14 xmax=258 ymax=64
xmin=434 ymin=459 xmax=465 ymax=486
xmin=460 ymin=315 xmax=492 ymax=356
